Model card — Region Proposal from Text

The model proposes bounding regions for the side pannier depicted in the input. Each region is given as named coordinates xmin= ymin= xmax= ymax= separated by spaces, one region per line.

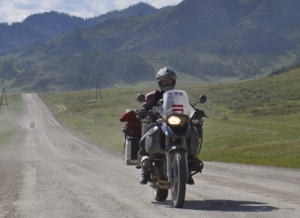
xmin=120 ymin=110 xmax=141 ymax=165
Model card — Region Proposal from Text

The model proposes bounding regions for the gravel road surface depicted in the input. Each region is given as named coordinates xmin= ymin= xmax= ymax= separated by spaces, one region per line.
xmin=0 ymin=93 xmax=299 ymax=218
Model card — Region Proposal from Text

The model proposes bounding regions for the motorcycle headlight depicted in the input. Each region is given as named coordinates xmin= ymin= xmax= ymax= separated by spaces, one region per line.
xmin=167 ymin=116 xmax=181 ymax=125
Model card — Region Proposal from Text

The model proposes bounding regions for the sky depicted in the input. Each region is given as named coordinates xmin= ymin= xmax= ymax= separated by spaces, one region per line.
xmin=0 ymin=0 xmax=183 ymax=24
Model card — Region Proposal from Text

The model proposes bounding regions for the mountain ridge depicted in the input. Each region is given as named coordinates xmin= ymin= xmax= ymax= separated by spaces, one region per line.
xmin=0 ymin=3 xmax=164 ymax=55
xmin=1 ymin=0 xmax=300 ymax=92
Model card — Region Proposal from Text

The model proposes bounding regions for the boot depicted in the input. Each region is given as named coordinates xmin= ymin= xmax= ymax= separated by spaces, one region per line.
xmin=187 ymin=175 xmax=195 ymax=185
xmin=139 ymin=170 xmax=150 ymax=185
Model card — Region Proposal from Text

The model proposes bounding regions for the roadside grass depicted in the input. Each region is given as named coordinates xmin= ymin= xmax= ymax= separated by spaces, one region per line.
xmin=0 ymin=94 xmax=22 ymax=148
xmin=40 ymin=68 xmax=300 ymax=168
xmin=202 ymin=114 xmax=300 ymax=168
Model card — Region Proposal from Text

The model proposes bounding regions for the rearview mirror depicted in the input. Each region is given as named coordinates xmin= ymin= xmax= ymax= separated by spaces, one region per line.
xmin=137 ymin=94 xmax=145 ymax=103
xmin=199 ymin=95 xmax=207 ymax=104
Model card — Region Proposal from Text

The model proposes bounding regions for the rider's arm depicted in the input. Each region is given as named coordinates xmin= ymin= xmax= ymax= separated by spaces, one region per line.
xmin=143 ymin=91 xmax=157 ymax=110
xmin=137 ymin=91 xmax=156 ymax=119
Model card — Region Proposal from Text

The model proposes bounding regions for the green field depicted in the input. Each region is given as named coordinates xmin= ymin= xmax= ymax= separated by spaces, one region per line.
xmin=38 ymin=68 xmax=300 ymax=169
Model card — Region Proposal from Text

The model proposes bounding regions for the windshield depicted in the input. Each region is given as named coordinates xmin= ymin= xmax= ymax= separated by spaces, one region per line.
xmin=158 ymin=90 xmax=195 ymax=119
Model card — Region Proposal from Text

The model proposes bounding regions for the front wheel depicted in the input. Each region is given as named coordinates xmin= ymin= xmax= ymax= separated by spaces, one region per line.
xmin=171 ymin=151 xmax=187 ymax=208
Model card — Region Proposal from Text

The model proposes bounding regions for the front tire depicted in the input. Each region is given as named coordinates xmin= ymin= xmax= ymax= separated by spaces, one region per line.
xmin=171 ymin=151 xmax=187 ymax=208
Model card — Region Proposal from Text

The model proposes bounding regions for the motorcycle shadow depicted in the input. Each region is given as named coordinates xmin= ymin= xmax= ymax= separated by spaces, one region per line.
xmin=153 ymin=200 xmax=279 ymax=212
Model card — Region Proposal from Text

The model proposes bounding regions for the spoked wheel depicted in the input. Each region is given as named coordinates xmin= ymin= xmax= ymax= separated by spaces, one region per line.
xmin=171 ymin=151 xmax=187 ymax=208
xmin=153 ymin=186 xmax=168 ymax=201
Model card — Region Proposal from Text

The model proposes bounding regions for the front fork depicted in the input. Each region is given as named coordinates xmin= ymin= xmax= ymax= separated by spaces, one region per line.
xmin=165 ymin=136 xmax=189 ymax=183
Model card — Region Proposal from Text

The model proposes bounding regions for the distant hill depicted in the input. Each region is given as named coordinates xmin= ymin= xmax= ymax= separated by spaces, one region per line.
xmin=0 ymin=3 xmax=164 ymax=54
xmin=1 ymin=0 xmax=300 ymax=92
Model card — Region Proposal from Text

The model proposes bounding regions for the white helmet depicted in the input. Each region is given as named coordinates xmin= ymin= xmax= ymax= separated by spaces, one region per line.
xmin=155 ymin=67 xmax=177 ymax=92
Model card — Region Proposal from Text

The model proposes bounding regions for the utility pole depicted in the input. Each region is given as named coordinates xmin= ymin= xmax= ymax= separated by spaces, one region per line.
xmin=95 ymin=79 xmax=104 ymax=104
xmin=253 ymin=65 xmax=256 ymax=80
xmin=0 ymin=88 xmax=9 ymax=109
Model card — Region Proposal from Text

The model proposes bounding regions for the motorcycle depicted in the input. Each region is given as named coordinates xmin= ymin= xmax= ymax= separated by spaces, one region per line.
xmin=135 ymin=89 xmax=207 ymax=208
xmin=120 ymin=89 xmax=207 ymax=207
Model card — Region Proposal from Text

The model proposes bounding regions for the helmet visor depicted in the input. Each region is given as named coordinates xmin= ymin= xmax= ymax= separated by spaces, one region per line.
xmin=158 ymin=78 xmax=176 ymax=87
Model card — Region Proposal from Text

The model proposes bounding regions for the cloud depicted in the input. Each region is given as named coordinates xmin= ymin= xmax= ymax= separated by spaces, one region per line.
xmin=0 ymin=0 xmax=60 ymax=23
xmin=0 ymin=0 xmax=182 ymax=24
xmin=145 ymin=0 xmax=182 ymax=8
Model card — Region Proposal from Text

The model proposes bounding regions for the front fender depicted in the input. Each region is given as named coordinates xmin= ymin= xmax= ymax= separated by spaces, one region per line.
xmin=165 ymin=145 xmax=188 ymax=182
xmin=166 ymin=144 xmax=187 ymax=154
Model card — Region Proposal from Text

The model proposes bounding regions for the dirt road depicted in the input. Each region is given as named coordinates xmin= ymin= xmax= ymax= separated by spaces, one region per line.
xmin=0 ymin=93 xmax=299 ymax=217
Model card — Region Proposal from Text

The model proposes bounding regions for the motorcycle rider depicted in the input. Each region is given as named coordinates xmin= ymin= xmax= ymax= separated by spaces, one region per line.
xmin=138 ymin=67 xmax=177 ymax=115
xmin=137 ymin=67 xmax=196 ymax=185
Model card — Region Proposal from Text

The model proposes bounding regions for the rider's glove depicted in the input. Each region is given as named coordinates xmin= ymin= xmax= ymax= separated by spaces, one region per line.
xmin=193 ymin=109 xmax=207 ymax=119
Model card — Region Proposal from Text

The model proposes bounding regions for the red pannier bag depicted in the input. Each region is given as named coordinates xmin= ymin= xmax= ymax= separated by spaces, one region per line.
xmin=120 ymin=110 xmax=141 ymax=137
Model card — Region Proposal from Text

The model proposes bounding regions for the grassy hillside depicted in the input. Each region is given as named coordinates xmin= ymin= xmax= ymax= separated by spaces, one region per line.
xmin=3 ymin=0 xmax=300 ymax=92
xmin=40 ymin=68 xmax=300 ymax=169
xmin=195 ymin=72 xmax=300 ymax=168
